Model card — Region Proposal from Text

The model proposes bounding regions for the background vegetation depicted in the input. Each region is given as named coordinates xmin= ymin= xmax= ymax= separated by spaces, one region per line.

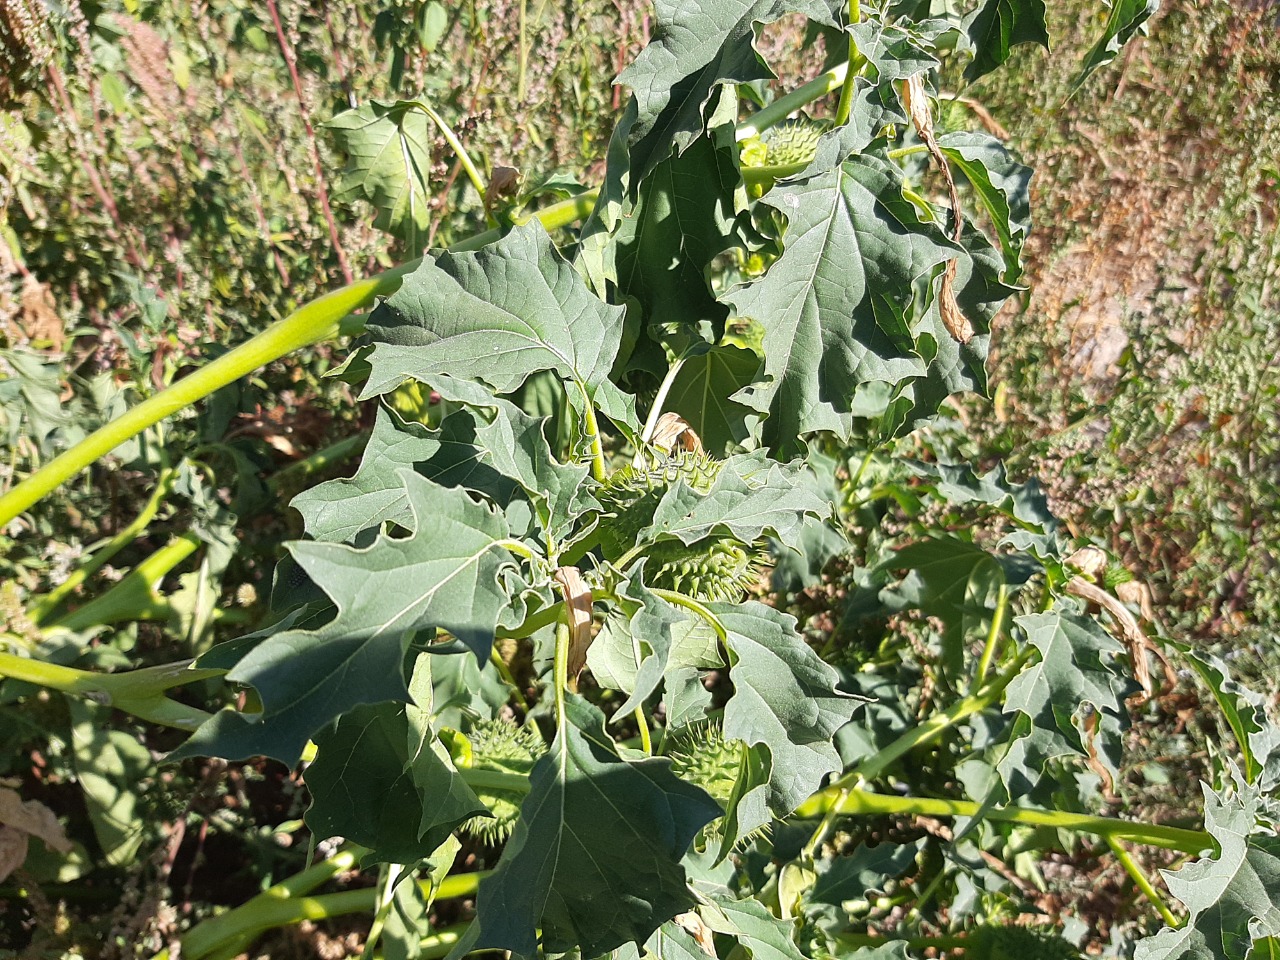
xmin=0 ymin=0 xmax=1275 ymax=956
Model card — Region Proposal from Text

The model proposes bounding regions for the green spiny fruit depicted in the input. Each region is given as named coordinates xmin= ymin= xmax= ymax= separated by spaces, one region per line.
xmin=595 ymin=451 xmax=722 ymax=561
xmin=665 ymin=723 xmax=768 ymax=852
xmin=761 ymin=117 xmax=830 ymax=166
xmin=969 ymin=926 xmax=1081 ymax=960
xmin=459 ymin=719 xmax=546 ymax=845
xmin=645 ymin=537 xmax=760 ymax=603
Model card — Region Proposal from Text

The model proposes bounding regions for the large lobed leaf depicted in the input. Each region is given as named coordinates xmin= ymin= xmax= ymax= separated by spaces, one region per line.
xmin=961 ymin=0 xmax=1049 ymax=81
xmin=642 ymin=449 xmax=831 ymax=551
xmin=710 ymin=602 xmax=866 ymax=827
xmin=721 ymin=155 xmax=959 ymax=455
xmin=457 ymin=697 xmax=720 ymax=959
xmin=618 ymin=0 xmax=841 ymax=183
xmin=174 ymin=474 xmax=518 ymax=764
xmin=1135 ymin=782 xmax=1280 ymax=960
xmin=361 ymin=221 xmax=634 ymax=424
xmin=327 ymin=100 xmax=434 ymax=247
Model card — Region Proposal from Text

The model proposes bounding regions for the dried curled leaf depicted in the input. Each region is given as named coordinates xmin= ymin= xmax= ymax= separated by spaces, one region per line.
xmin=555 ymin=566 xmax=595 ymax=679
xmin=0 ymin=786 xmax=72 ymax=879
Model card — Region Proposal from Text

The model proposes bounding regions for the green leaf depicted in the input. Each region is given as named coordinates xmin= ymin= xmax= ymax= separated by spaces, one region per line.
xmin=327 ymin=100 xmax=434 ymax=246
xmin=305 ymin=701 xmax=485 ymax=864
xmin=878 ymin=536 xmax=1005 ymax=676
xmin=849 ymin=19 xmax=941 ymax=83
xmin=1004 ymin=605 xmax=1134 ymax=761
xmin=961 ymin=0 xmax=1049 ymax=82
xmin=722 ymin=155 xmax=956 ymax=455
xmin=643 ymin=450 xmax=830 ymax=551
xmin=618 ymin=0 xmax=841 ymax=182
xmin=69 ymin=701 xmax=150 ymax=867
xmin=645 ymin=922 xmax=713 ymax=960
xmin=807 ymin=839 xmax=925 ymax=932
xmin=362 ymin=221 xmax=634 ymax=426
xmin=665 ymin=345 xmax=762 ymax=456
xmin=173 ymin=475 xmax=517 ymax=764
xmin=291 ymin=406 xmax=446 ymax=542
xmin=709 ymin=602 xmax=865 ymax=822
xmin=700 ymin=893 xmax=808 ymax=960
xmin=614 ymin=120 xmax=743 ymax=361
xmin=1135 ymin=782 xmax=1280 ymax=960
xmin=425 ymin=376 xmax=597 ymax=542
xmin=1175 ymin=645 xmax=1280 ymax=789
xmin=460 ymin=696 xmax=720 ymax=958
xmin=588 ymin=569 xmax=697 ymax=713
xmin=1075 ymin=0 xmax=1159 ymax=90
xmin=938 ymin=131 xmax=1033 ymax=284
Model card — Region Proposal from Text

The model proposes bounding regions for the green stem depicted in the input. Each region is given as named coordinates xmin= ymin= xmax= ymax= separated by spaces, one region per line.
xmin=887 ymin=143 xmax=929 ymax=160
xmin=832 ymin=0 xmax=861 ymax=126
xmin=31 ymin=466 xmax=177 ymax=624
xmin=268 ymin=430 xmax=371 ymax=492
xmin=802 ymin=649 xmax=1033 ymax=854
xmin=0 ymin=651 xmax=222 ymax=731
xmin=50 ymin=531 xmax=201 ymax=632
xmin=0 ymin=266 xmax=415 ymax=530
xmin=361 ymin=863 xmax=404 ymax=960
xmin=490 ymin=647 xmax=530 ymax=712
xmin=411 ymin=100 xmax=491 ymax=220
xmin=580 ymin=391 xmax=607 ymax=483
xmin=736 ymin=63 xmax=850 ymax=141
xmin=1106 ymin=835 xmax=1181 ymax=927
xmin=553 ymin=619 xmax=570 ymax=729
xmin=463 ymin=767 xmax=533 ymax=795
xmin=852 ymin=647 xmax=1032 ymax=786
xmin=641 ymin=356 xmax=687 ymax=444
xmin=413 ymin=924 xmax=468 ymax=960
xmin=174 ymin=866 xmax=484 ymax=960
xmin=806 ymin=787 xmax=1210 ymax=854
xmin=634 ymin=706 xmax=653 ymax=754
xmin=973 ymin=582 xmax=1009 ymax=687
xmin=648 ymin=588 xmax=728 ymax=645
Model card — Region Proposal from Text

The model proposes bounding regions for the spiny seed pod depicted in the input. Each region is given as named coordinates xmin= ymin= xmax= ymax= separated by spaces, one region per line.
xmin=595 ymin=451 xmax=722 ymax=561
xmin=645 ymin=538 xmax=761 ymax=603
xmin=459 ymin=720 xmax=546 ymax=845
xmin=969 ymin=926 xmax=1081 ymax=960
xmin=761 ymin=117 xmax=830 ymax=167
xmin=665 ymin=723 xmax=768 ymax=852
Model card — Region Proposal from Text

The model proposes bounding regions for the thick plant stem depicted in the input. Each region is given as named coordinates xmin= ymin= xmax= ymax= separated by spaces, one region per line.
xmin=268 ymin=430 xmax=371 ymax=492
xmin=736 ymin=63 xmax=850 ymax=141
xmin=412 ymin=99 xmax=491 ymax=215
xmin=170 ymin=861 xmax=484 ymax=960
xmin=851 ymin=647 xmax=1032 ymax=785
xmin=640 ymin=356 xmax=687 ymax=444
xmin=553 ymin=620 xmax=571 ymax=728
xmin=833 ymin=0 xmax=861 ymax=126
xmin=803 ymin=649 xmax=1033 ymax=855
xmin=973 ymin=582 xmax=1009 ymax=687
xmin=0 ymin=267 xmax=413 ymax=529
xmin=649 ymin=588 xmax=728 ymax=645
xmin=1107 ymin=835 xmax=1182 ymax=927
xmin=51 ymin=531 xmax=201 ymax=632
xmin=801 ymin=786 xmax=1210 ymax=853
xmin=581 ymin=393 xmax=607 ymax=482
xmin=0 ymin=652 xmax=221 ymax=730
